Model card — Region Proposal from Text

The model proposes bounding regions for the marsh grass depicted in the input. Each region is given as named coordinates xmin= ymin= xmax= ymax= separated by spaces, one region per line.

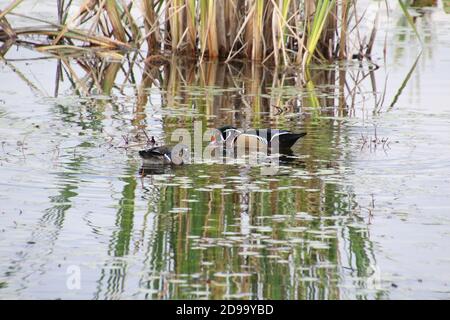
xmin=1 ymin=42 xmax=381 ymax=124
xmin=0 ymin=0 xmax=394 ymax=68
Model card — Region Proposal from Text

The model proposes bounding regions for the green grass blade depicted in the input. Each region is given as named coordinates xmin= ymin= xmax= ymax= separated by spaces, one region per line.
xmin=398 ymin=0 xmax=422 ymax=44
xmin=388 ymin=50 xmax=422 ymax=110
xmin=306 ymin=0 xmax=335 ymax=66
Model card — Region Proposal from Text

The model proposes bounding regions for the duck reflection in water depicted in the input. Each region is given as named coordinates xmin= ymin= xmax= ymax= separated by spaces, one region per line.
xmin=139 ymin=149 xmax=306 ymax=178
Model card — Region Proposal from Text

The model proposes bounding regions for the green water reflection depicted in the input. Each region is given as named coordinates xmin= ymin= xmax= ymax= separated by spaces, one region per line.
xmin=36 ymin=58 xmax=382 ymax=299
xmin=0 ymin=11 xmax=407 ymax=300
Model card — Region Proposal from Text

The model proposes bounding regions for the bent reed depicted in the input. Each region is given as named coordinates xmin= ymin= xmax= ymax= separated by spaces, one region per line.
xmin=0 ymin=0 xmax=387 ymax=67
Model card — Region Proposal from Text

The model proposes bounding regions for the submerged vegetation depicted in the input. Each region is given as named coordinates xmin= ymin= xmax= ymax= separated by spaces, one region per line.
xmin=0 ymin=0 xmax=386 ymax=68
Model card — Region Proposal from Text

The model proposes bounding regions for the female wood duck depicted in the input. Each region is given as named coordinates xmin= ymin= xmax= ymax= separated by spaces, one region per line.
xmin=211 ymin=126 xmax=306 ymax=151
xmin=139 ymin=145 xmax=187 ymax=165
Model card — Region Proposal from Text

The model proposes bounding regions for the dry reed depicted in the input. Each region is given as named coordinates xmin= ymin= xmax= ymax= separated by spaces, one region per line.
xmin=0 ymin=0 xmax=409 ymax=68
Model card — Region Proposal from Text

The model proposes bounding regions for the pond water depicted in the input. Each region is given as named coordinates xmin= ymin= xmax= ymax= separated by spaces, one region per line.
xmin=1 ymin=1 xmax=450 ymax=299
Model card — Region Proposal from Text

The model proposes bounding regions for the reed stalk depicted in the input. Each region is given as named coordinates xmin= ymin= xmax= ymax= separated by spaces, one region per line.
xmin=338 ymin=0 xmax=347 ymax=60
xmin=142 ymin=0 xmax=159 ymax=52
xmin=199 ymin=0 xmax=207 ymax=57
xmin=215 ymin=0 xmax=227 ymax=55
xmin=0 ymin=9 xmax=15 ymax=40
xmin=206 ymin=0 xmax=218 ymax=58
xmin=304 ymin=0 xmax=336 ymax=66
xmin=1 ymin=0 xmax=407 ymax=67
xmin=271 ymin=0 xmax=290 ymax=64
xmin=0 ymin=0 xmax=23 ymax=20
xmin=168 ymin=0 xmax=178 ymax=50
xmin=105 ymin=0 xmax=126 ymax=42
xmin=185 ymin=0 xmax=196 ymax=54
xmin=252 ymin=0 xmax=264 ymax=61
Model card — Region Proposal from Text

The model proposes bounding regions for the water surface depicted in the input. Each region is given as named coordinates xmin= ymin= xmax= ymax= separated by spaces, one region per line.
xmin=0 ymin=1 xmax=450 ymax=299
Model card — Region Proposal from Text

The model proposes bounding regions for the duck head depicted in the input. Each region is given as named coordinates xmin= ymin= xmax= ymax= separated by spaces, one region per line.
xmin=209 ymin=125 xmax=241 ymax=148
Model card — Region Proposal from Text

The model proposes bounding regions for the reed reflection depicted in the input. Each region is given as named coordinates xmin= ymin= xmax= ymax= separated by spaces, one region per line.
xmin=0 ymin=47 xmax=386 ymax=299
xmin=69 ymin=57 xmax=382 ymax=299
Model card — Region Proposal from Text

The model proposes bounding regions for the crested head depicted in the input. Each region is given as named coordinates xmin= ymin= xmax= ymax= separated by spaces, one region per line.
xmin=217 ymin=126 xmax=241 ymax=142
xmin=217 ymin=125 xmax=237 ymax=138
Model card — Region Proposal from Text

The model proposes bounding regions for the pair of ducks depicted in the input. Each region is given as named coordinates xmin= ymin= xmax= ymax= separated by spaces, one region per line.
xmin=139 ymin=126 xmax=307 ymax=165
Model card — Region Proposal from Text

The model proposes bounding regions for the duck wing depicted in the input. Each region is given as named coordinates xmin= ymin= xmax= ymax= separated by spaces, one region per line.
xmin=240 ymin=129 xmax=290 ymax=143
xmin=217 ymin=125 xmax=240 ymax=140
xmin=271 ymin=132 xmax=307 ymax=150
xmin=139 ymin=146 xmax=172 ymax=160
xmin=228 ymin=128 xmax=306 ymax=150
xmin=148 ymin=146 xmax=172 ymax=155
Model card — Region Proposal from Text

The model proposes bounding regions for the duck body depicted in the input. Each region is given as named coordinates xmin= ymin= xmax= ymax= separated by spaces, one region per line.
xmin=139 ymin=146 xmax=172 ymax=165
xmin=139 ymin=145 xmax=186 ymax=165
xmin=215 ymin=126 xmax=306 ymax=151
xmin=234 ymin=129 xmax=306 ymax=151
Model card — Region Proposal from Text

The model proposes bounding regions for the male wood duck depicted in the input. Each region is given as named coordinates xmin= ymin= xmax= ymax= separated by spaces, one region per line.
xmin=139 ymin=145 xmax=187 ymax=165
xmin=211 ymin=126 xmax=306 ymax=151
